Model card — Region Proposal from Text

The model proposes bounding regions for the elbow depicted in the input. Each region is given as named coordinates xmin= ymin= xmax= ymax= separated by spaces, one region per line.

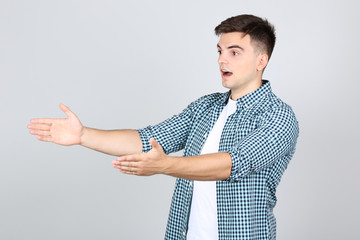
xmin=225 ymin=151 xmax=252 ymax=182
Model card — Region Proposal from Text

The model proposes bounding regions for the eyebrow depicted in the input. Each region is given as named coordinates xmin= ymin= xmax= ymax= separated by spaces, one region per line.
xmin=217 ymin=44 xmax=244 ymax=51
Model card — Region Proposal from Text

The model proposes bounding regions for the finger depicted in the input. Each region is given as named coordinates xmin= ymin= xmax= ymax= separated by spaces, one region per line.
xmin=30 ymin=118 xmax=56 ymax=124
xmin=59 ymin=104 xmax=75 ymax=118
xmin=112 ymin=160 xmax=122 ymax=168
xmin=112 ymin=160 xmax=123 ymax=167
xmin=150 ymin=138 xmax=163 ymax=151
xmin=118 ymin=163 xmax=139 ymax=175
xmin=114 ymin=160 xmax=142 ymax=175
xmin=37 ymin=135 xmax=54 ymax=142
xmin=113 ymin=159 xmax=133 ymax=167
xmin=118 ymin=154 xmax=142 ymax=162
xmin=30 ymin=130 xmax=51 ymax=136
xmin=119 ymin=169 xmax=137 ymax=175
xmin=118 ymin=163 xmax=137 ymax=171
xmin=27 ymin=123 xmax=51 ymax=131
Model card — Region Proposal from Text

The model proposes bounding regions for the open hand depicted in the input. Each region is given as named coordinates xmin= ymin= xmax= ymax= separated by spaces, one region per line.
xmin=112 ymin=138 xmax=169 ymax=176
xmin=28 ymin=104 xmax=83 ymax=146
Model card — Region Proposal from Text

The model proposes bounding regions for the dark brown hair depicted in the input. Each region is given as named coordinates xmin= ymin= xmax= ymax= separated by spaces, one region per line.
xmin=215 ymin=14 xmax=276 ymax=59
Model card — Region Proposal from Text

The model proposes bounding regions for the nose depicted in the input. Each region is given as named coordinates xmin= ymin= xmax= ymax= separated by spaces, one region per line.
xmin=218 ymin=53 xmax=227 ymax=66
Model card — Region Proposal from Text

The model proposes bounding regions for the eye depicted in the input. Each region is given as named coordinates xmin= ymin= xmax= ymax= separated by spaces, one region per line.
xmin=217 ymin=50 xmax=222 ymax=55
xmin=232 ymin=51 xmax=239 ymax=56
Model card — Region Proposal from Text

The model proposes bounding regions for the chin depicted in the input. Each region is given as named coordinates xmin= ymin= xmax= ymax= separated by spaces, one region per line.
xmin=222 ymin=79 xmax=233 ymax=89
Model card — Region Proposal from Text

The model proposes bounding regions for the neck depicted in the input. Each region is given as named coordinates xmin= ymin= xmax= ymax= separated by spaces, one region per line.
xmin=230 ymin=79 xmax=262 ymax=100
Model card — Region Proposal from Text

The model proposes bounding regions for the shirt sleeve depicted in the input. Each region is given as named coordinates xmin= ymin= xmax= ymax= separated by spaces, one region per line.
xmin=136 ymin=98 xmax=202 ymax=154
xmin=226 ymin=106 xmax=299 ymax=182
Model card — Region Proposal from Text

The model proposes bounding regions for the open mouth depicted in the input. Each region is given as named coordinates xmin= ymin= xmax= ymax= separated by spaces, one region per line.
xmin=222 ymin=70 xmax=233 ymax=77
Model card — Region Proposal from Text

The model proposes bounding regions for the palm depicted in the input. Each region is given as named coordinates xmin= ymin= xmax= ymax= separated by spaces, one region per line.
xmin=49 ymin=115 xmax=82 ymax=145
xmin=28 ymin=104 xmax=83 ymax=146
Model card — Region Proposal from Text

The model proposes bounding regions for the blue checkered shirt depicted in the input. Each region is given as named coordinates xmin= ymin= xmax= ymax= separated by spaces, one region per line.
xmin=137 ymin=80 xmax=299 ymax=240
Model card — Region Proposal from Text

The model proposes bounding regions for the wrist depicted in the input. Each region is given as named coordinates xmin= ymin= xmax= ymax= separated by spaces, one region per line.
xmin=162 ymin=155 xmax=176 ymax=176
xmin=79 ymin=126 xmax=87 ymax=146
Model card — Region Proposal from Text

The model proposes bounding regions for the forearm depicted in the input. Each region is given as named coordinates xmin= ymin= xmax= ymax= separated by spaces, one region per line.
xmin=164 ymin=152 xmax=232 ymax=181
xmin=81 ymin=127 xmax=143 ymax=156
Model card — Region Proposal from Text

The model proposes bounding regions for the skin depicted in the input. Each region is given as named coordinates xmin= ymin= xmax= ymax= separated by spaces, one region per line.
xmin=27 ymin=31 xmax=269 ymax=181
xmin=28 ymin=104 xmax=143 ymax=156
xmin=217 ymin=32 xmax=268 ymax=100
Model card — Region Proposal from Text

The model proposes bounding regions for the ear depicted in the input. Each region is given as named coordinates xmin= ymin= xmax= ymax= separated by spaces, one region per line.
xmin=256 ymin=53 xmax=269 ymax=72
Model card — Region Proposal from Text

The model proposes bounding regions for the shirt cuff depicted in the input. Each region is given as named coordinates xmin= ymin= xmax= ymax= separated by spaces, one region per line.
xmin=226 ymin=149 xmax=252 ymax=183
xmin=226 ymin=150 xmax=241 ymax=182
xmin=136 ymin=128 xmax=152 ymax=153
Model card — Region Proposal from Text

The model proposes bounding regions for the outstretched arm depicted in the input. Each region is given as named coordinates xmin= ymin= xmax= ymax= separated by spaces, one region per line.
xmin=112 ymin=138 xmax=232 ymax=181
xmin=28 ymin=104 xmax=142 ymax=156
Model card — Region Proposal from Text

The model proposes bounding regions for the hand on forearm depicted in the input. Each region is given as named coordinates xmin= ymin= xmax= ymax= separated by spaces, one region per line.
xmin=112 ymin=138 xmax=169 ymax=175
xmin=112 ymin=138 xmax=232 ymax=181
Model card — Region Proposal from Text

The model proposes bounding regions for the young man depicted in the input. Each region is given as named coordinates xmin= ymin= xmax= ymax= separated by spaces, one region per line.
xmin=28 ymin=14 xmax=299 ymax=240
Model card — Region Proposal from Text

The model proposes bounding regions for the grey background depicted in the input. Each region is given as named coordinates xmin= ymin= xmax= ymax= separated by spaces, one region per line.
xmin=1 ymin=0 xmax=359 ymax=239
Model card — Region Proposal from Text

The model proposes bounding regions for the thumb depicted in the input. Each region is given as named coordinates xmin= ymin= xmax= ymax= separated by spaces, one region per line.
xmin=59 ymin=104 xmax=75 ymax=118
xmin=150 ymin=138 xmax=163 ymax=151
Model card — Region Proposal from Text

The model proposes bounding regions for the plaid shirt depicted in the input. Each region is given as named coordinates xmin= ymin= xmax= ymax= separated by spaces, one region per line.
xmin=137 ymin=80 xmax=299 ymax=240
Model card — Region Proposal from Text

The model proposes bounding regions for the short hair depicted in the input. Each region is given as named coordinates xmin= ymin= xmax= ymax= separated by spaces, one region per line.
xmin=215 ymin=14 xmax=276 ymax=59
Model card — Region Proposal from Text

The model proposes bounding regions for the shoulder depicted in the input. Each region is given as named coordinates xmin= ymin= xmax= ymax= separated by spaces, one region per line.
xmin=193 ymin=92 xmax=226 ymax=104
xmin=187 ymin=92 xmax=227 ymax=110
xmin=179 ymin=92 xmax=227 ymax=121
xmin=255 ymin=91 xmax=296 ymax=117
xmin=260 ymin=92 xmax=299 ymax=136
xmin=268 ymin=93 xmax=296 ymax=118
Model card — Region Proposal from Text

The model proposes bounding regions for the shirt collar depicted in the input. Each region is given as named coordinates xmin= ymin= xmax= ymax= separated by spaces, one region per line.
xmin=217 ymin=80 xmax=272 ymax=107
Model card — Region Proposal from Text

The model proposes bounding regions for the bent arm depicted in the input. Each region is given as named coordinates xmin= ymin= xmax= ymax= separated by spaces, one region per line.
xmin=113 ymin=138 xmax=232 ymax=180
xmin=164 ymin=152 xmax=232 ymax=181
xmin=114 ymin=106 xmax=298 ymax=181
xmin=227 ymin=106 xmax=299 ymax=181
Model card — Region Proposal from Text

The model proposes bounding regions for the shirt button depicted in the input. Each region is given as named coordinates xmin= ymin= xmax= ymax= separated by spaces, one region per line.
xmin=183 ymin=231 xmax=186 ymax=236
xmin=189 ymin=182 xmax=192 ymax=186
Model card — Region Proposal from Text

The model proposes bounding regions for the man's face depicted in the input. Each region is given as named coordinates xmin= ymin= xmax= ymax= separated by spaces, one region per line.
xmin=217 ymin=32 xmax=265 ymax=97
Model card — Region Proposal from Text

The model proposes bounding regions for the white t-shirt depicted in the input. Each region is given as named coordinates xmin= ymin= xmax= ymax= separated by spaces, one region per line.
xmin=186 ymin=97 xmax=237 ymax=240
